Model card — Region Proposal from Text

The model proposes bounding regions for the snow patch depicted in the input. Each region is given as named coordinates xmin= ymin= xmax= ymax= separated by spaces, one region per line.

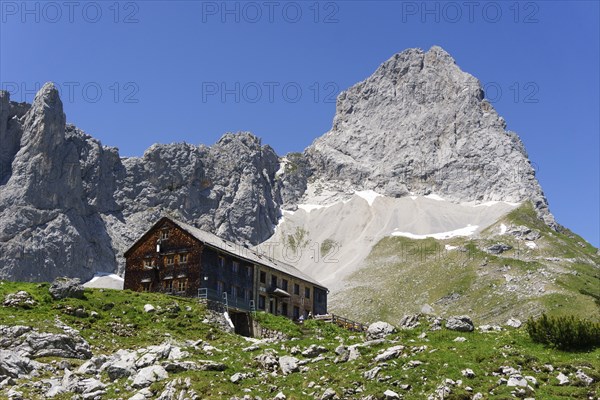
xmin=500 ymin=223 xmax=507 ymax=235
xmin=85 ymin=273 xmax=123 ymax=284
xmin=471 ymin=201 xmax=521 ymax=207
xmin=275 ymin=157 xmax=288 ymax=178
xmin=355 ymin=190 xmax=382 ymax=206
xmin=424 ymin=193 xmax=445 ymax=201
xmin=298 ymin=204 xmax=327 ymax=212
xmin=392 ymin=225 xmax=479 ymax=240
xmin=525 ymin=241 xmax=537 ymax=249
xmin=445 ymin=244 xmax=458 ymax=251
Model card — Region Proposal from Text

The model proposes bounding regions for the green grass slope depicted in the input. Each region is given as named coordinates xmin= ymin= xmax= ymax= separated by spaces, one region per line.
xmin=332 ymin=203 xmax=600 ymax=325
xmin=1 ymin=281 xmax=599 ymax=399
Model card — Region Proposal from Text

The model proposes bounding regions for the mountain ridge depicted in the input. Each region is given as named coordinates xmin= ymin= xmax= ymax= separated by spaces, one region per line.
xmin=0 ymin=46 xmax=573 ymax=286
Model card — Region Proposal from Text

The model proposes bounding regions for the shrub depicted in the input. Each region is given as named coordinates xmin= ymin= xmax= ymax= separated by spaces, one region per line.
xmin=526 ymin=314 xmax=600 ymax=351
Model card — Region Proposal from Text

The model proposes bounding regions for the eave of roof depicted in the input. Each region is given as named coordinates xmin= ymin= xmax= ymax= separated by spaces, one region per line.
xmin=169 ymin=218 xmax=327 ymax=290
xmin=124 ymin=216 xmax=327 ymax=290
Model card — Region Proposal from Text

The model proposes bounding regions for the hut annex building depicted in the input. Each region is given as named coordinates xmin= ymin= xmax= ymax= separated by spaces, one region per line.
xmin=123 ymin=217 xmax=328 ymax=322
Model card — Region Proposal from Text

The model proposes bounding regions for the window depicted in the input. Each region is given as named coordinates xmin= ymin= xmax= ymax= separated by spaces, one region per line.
xmin=305 ymin=287 xmax=311 ymax=299
xmin=164 ymin=280 xmax=173 ymax=292
xmin=180 ymin=253 xmax=188 ymax=264
xmin=142 ymin=282 xmax=151 ymax=292
xmin=259 ymin=271 xmax=266 ymax=284
xmin=161 ymin=230 xmax=169 ymax=240
xmin=271 ymin=275 xmax=277 ymax=287
xmin=218 ymin=255 xmax=225 ymax=268
xmin=281 ymin=302 xmax=288 ymax=317
xmin=166 ymin=255 xmax=174 ymax=265
xmin=231 ymin=286 xmax=237 ymax=298
xmin=232 ymin=261 xmax=239 ymax=273
xmin=143 ymin=259 xmax=154 ymax=269
xmin=245 ymin=289 xmax=253 ymax=302
xmin=178 ymin=280 xmax=187 ymax=292
xmin=293 ymin=306 xmax=300 ymax=320
xmin=217 ymin=280 xmax=224 ymax=294
xmin=294 ymin=283 xmax=300 ymax=295
xmin=247 ymin=266 xmax=253 ymax=277
xmin=258 ymin=295 xmax=266 ymax=310
xmin=237 ymin=286 xmax=244 ymax=299
xmin=281 ymin=279 xmax=288 ymax=291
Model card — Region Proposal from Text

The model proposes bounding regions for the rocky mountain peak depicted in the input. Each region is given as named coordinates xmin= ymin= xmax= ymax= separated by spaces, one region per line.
xmin=304 ymin=46 xmax=553 ymax=225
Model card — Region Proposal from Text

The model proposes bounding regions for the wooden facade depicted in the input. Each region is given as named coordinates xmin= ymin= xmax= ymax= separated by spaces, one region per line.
xmin=123 ymin=217 xmax=327 ymax=319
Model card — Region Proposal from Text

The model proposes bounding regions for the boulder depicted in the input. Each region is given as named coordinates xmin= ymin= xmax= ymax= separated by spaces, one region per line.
xmin=254 ymin=351 xmax=278 ymax=371
xmin=486 ymin=243 xmax=512 ymax=254
xmin=49 ymin=277 xmax=85 ymax=300
xmin=576 ymin=369 xmax=594 ymax=386
xmin=144 ymin=304 xmax=156 ymax=313
xmin=24 ymin=331 xmax=92 ymax=359
xmin=106 ymin=360 xmax=136 ymax=380
xmin=278 ymin=356 xmax=299 ymax=375
xmin=507 ymin=374 xmax=527 ymax=387
xmin=461 ymin=368 xmax=475 ymax=378
xmin=398 ymin=314 xmax=421 ymax=329
xmin=556 ymin=372 xmax=569 ymax=385
xmin=445 ymin=316 xmax=474 ymax=332
xmin=132 ymin=365 xmax=168 ymax=388
xmin=301 ymin=344 xmax=328 ymax=358
xmin=363 ymin=366 xmax=381 ymax=380
xmin=0 ymin=350 xmax=41 ymax=378
xmin=506 ymin=318 xmax=522 ymax=328
xmin=3 ymin=291 xmax=37 ymax=308
xmin=320 ymin=388 xmax=337 ymax=400
xmin=374 ymin=345 xmax=404 ymax=362
xmin=366 ymin=321 xmax=396 ymax=340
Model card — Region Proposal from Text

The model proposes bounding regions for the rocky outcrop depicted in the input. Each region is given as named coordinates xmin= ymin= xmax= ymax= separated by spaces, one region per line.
xmin=0 ymin=85 xmax=282 ymax=281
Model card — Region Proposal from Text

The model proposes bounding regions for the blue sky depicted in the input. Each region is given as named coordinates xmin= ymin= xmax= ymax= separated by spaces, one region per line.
xmin=1 ymin=0 xmax=598 ymax=246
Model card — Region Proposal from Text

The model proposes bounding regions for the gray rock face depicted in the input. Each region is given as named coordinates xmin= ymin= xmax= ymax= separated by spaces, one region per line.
xmin=0 ymin=324 xmax=91 ymax=360
xmin=303 ymin=46 xmax=553 ymax=225
xmin=0 ymin=46 xmax=556 ymax=282
xmin=0 ymin=84 xmax=282 ymax=282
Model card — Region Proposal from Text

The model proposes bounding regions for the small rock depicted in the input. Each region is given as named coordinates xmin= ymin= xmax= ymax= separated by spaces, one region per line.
xmin=556 ymin=372 xmax=569 ymax=385
xmin=320 ymin=388 xmax=336 ymax=400
xmin=143 ymin=304 xmax=156 ymax=313
xmin=575 ymin=369 xmax=594 ymax=386
xmin=461 ymin=369 xmax=475 ymax=378
xmin=506 ymin=318 xmax=522 ymax=328
xmin=453 ymin=336 xmax=466 ymax=342
xmin=363 ymin=367 xmax=381 ymax=380
xmin=507 ymin=374 xmax=527 ymax=387
xmin=486 ymin=243 xmax=512 ymax=254
xmin=383 ymin=389 xmax=400 ymax=399
xmin=230 ymin=372 xmax=246 ymax=384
